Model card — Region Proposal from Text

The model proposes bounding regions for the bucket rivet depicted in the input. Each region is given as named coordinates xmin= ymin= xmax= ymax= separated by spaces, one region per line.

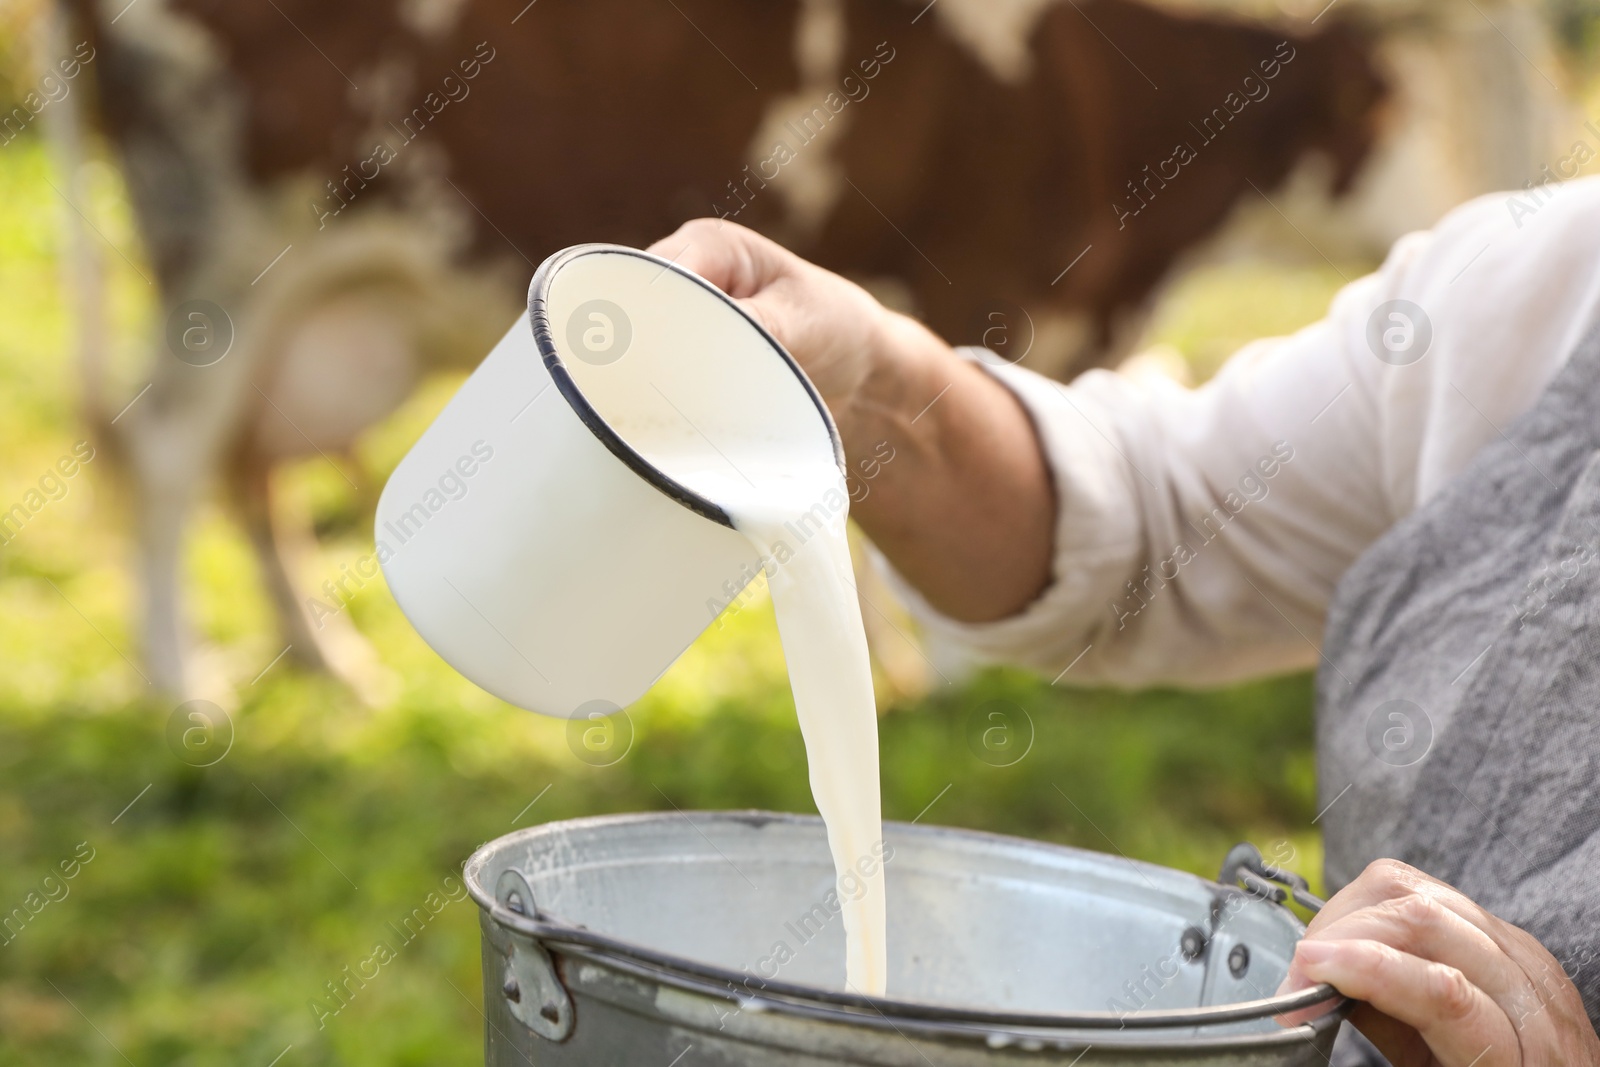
xmin=502 ymin=977 xmax=522 ymax=1003
xmin=1180 ymin=926 xmax=1207 ymax=961
xmin=506 ymin=891 xmax=527 ymax=916
xmin=1228 ymin=943 xmax=1251 ymax=978
xmin=539 ymin=1002 xmax=561 ymax=1024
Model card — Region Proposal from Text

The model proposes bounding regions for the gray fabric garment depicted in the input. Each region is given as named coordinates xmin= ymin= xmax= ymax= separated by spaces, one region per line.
xmin=1315 ymin=306 xmax=1600 ymax=1061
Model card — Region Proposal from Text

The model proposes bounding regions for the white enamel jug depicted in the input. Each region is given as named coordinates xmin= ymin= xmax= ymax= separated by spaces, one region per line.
xmin=375 ymin=244 xmax=842 ymax=718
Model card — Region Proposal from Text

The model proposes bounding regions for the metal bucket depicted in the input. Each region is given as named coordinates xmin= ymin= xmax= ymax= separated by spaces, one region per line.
xmin=465 ymin=812 xmax=1346 ymax=1066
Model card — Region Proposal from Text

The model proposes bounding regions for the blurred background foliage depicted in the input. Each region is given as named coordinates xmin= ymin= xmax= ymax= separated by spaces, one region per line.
xmin=1 ymin=6 xmax=1597 ymax=1066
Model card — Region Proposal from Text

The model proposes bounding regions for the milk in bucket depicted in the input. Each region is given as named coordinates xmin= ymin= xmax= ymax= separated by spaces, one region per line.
xmin=377 ymin=244 xmax=888 ymax=995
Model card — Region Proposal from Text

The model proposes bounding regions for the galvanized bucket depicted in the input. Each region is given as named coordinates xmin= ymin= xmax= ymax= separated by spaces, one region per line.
xmin=464 ymin=812 xmax=1347 ymax=1065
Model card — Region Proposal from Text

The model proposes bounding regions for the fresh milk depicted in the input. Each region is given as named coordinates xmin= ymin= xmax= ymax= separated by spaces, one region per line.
xmin=647 ymin=449 xmax=888 ymax=997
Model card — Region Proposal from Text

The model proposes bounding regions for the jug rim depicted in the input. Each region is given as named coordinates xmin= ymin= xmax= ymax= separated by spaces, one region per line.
xmin=527 ymin=244 xmax=847 ymax=530
xmin=465 ymin=809 xmax=1348 ymax=1041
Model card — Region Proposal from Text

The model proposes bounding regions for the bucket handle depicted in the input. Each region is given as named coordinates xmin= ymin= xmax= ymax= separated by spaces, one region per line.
xmin=1217 ymin=842 xmax=1346 ymax=1020
xmin=1219 ymin=842 xmax=1327 ymax=914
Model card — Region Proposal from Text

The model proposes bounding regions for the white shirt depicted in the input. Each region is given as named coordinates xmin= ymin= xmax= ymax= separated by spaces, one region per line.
xmin=889 ymin=177 xmax=1600 ymax=687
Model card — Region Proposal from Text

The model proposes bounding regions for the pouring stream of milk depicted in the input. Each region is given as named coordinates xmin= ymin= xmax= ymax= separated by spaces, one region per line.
xmin=664 ymin=455 xmax=888 ymax=997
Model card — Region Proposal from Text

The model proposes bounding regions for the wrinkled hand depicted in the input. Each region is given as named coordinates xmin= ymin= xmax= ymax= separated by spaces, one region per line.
xmin=646 ymin=218 xmax=901 ymax=444
xmin=647 ymin=217 xmax=1056 ymax=622
xmin=1277 ymin=859 xmax=1599 ymax=1066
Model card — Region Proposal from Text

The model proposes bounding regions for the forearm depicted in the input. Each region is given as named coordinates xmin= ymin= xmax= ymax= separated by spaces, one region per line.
xmin=839 ymin=311 xmax=1055 ymax=623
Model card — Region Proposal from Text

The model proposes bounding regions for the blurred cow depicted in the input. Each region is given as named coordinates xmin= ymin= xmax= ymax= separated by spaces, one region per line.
xmin=809 ymin=0 xmax=1384 ymax=367
xmin=49 ymin=0 xmax=1384 ymax=700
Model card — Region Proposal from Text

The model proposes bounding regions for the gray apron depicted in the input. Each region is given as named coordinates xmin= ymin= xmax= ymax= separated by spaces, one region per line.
xmin=1315 ymin=310 xmax=1600 ymax=1063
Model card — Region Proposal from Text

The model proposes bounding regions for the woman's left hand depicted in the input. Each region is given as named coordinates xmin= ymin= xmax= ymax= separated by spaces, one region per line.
xmin=1276 ymin=858 xmax=1600 ymax=1066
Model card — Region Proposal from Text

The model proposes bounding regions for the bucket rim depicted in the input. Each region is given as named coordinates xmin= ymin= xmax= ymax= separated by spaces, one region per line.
xmin=464 ymin=810 xmax=1347 ymax=1041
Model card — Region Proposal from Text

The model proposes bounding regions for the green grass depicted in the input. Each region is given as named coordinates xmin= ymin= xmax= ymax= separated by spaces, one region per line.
xmin=0 ymin=133 xmax=1338 ymax=1065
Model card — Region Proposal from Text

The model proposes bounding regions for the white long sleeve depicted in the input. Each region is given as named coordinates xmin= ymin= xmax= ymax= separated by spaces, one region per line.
xmin=885 ymin=177 xmax=1600 ymax=687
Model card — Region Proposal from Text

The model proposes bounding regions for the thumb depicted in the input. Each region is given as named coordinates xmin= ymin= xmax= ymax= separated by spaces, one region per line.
xmin=646 ymin=218 xmax=798 ymax=300
xmin=1274 ymin=953 xmax=1338 ymax=1028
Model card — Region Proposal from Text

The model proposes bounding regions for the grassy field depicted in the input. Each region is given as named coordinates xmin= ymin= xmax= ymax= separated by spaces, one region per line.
xmin=0 ymin=131 xmax=1355 ymax=1065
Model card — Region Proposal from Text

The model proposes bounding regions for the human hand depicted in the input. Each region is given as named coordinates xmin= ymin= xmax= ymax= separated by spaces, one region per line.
xmin=647 ymin=218 xmax=940 ymax=449
xmin=1276 ymin=859 xmax=1599 ymax=1066
xmin=648 ymin=218 xmax=1055 ymax=622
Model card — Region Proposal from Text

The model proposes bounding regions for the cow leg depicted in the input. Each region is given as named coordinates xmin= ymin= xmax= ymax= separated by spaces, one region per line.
xmin=229 ymin=460 xmax=332 ymax=672
xmin=136 ymin=470 xmax=197 ymax=700
xmin=228 ymin=459 xmax=389 ymax=702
